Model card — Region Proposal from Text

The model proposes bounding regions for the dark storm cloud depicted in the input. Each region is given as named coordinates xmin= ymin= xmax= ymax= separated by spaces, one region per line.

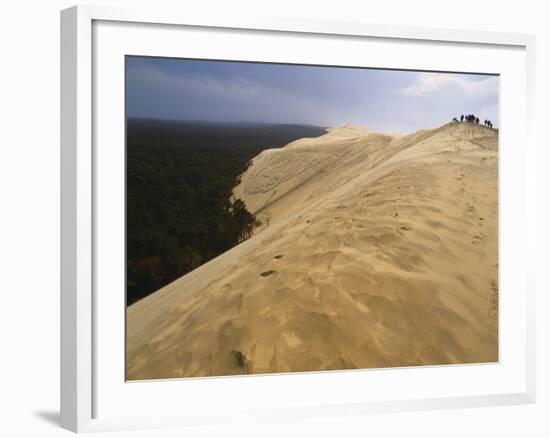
xmin=126 ymin=57 xmax=498 ymax=133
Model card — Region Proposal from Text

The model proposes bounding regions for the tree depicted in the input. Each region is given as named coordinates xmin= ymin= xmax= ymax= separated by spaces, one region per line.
xmin=125 ymin=120 xmax=327 ymax=304
xmin=232 ymin=199 xmax=255 ymax=242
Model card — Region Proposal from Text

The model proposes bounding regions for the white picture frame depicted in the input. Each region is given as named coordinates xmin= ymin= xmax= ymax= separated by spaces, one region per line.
xmin=60 ymin=4 xmax=536 ymax=433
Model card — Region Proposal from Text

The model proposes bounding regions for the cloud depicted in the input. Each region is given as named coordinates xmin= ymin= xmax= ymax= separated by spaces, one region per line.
xmin=126 ymin=63 xmax=332 ymax=125
xmin=400 ymin=73 xmax=498 ymax=98
xmin=126 ymin=58 xmax=500 ymax=133
xmin=127 ymin=64 xmax=272 ymax=99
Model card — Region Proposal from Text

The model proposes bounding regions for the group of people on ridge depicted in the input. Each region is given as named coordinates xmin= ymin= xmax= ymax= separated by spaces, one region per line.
xmin=451 ymin=114 xmax=493 ymax=128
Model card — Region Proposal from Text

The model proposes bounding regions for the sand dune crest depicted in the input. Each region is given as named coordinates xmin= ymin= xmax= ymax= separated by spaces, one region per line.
xmin=127 ymin=122 xmax=498 ymax=380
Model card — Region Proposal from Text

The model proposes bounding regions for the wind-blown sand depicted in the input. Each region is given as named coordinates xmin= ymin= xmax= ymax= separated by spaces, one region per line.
xmin=127 ymin=122 xmax=498 ymax=380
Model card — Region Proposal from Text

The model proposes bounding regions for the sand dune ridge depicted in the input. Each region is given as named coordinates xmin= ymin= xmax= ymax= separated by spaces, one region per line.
xmin=127 ymin=121 xmax=498 ymax=380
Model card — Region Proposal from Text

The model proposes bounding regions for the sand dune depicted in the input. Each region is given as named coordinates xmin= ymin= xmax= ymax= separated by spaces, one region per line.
xmin=127 ymin=121 xmax=498 ymax=380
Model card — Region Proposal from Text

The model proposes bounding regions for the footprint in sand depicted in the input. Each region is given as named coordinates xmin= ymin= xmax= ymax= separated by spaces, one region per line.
xmin=274 ymin=255 xmax=283 ymax=260
xmin=260 ymin=270 xmax=276 ymax=278
xmin=471 ymin=233 xmax=486 ymax=246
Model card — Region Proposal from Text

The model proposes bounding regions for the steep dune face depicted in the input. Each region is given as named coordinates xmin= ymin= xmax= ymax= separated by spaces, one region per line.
xmin=127 ymin=122 xmax=498 ymax=380
xmin=232 ymin=124 xmax=399 ymax=226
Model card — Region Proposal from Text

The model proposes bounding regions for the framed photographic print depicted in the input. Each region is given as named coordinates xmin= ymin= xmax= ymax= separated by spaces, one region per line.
xmin=61 ymin=4 xmax=536 ymax=433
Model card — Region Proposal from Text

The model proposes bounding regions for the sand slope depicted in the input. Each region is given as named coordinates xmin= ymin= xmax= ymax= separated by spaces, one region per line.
xmin=127 ymin=122 xmax=498 ymax=380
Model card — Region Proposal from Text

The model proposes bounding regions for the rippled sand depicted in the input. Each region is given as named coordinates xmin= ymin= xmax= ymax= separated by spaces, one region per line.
xmin=127 ymin=122 xmax=498 ymax=380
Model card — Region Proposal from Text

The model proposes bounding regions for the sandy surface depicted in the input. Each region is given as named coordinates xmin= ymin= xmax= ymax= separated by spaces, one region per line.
xmin=127 ymin=121 xmax=498 ymax=380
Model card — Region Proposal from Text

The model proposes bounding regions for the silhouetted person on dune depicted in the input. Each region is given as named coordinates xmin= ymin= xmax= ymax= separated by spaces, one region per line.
xmin=457 ymin=114 xmax=492 ymax=127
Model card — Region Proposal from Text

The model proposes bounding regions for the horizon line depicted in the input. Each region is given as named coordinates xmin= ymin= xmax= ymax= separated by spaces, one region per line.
xmin=126 ymin=117 xmax=497 ymax=136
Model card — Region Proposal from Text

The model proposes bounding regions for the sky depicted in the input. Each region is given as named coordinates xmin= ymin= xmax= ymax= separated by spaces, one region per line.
xmin=126 ymin=56 xmax=498 ymax=134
